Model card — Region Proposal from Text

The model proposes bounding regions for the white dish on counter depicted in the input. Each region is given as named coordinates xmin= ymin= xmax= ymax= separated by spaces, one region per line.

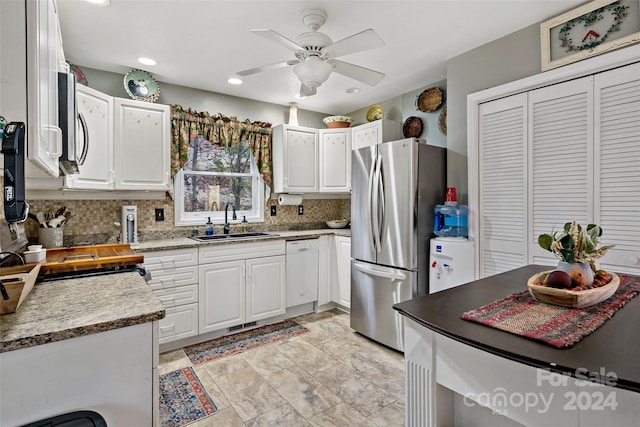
xmin=326 ymin=220 xmax=349 ymax=229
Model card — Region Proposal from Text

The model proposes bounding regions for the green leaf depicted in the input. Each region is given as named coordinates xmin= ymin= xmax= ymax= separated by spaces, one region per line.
xmin=587 ymin=223 xmax=603 ymax=237
xmin=583 ymin=233 xmax=596 ymax=252
xmin=538 ymin=234 xmax=553 ymax=251
xmin=560 ymin=234 xmax=574 ymax=249
xmin=560 ymin=249 xmax=574 ymax=263
xmin=563 ymin=222 xmax=573 ymax=232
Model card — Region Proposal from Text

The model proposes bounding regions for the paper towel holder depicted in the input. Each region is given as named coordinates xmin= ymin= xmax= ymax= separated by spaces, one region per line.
xmin=277 ymin=193 xmax=304 ymax=205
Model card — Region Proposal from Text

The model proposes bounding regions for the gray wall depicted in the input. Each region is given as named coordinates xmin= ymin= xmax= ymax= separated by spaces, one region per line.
xmin=78 ymin=66 xmax=329 ymax=128
xmin=446 ymin=23 xmax=542 ymax=203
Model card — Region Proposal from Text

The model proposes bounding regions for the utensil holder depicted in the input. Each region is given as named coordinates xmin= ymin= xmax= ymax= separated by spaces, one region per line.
xmin=39 ymin=227 xmax=64 ymax=248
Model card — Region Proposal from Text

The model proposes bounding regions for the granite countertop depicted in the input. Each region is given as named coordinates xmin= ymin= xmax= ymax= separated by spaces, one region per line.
xmin=134 ymin=228 xmax=351 ymax=252
xmin=393 ymin=265 xmax=640 ymax=393
xmin=0 ymin=271 xmax=165 ymax=353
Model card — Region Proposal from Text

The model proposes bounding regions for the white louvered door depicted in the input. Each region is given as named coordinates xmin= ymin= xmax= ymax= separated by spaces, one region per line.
xmin=528 ymin=77 xmax=594 ymax=266
xmin=478 ymin=93 xmax=528 ymax=278
xmin=594 ymin=63 xmax=640 ymax=275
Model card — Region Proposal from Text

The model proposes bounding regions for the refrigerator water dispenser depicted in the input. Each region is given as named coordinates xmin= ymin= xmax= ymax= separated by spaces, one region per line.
xmin=429 ymin=237 xmax=475 ymax=293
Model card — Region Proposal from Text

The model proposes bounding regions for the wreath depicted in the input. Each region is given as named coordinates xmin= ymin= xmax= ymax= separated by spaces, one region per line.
xmin=558 ymin=1 xmax=629 ymax=53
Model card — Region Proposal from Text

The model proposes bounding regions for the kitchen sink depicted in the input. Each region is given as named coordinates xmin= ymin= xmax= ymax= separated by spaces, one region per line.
xmin=190 ymin=232 xmax=279 ymax=242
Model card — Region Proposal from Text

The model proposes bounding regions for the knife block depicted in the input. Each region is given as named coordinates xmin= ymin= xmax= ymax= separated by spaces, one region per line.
xmin=0 ymin=264 xmax=41 ymax=315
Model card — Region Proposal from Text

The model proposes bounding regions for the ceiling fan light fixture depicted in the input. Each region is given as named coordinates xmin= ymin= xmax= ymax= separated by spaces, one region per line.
xmin=293 ymin=57 xmax=333 ymax=89
xmin=346 ymin=87 xmax=361 ymax=94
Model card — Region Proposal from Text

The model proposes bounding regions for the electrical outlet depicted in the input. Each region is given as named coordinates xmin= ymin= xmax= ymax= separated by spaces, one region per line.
xmin=270 ymin=205 xmax=277 ymax=216
xmin=155 ymin=208 xmax=164 ymax=221
xmin=298 ymin=205 xmax=304 ymax=215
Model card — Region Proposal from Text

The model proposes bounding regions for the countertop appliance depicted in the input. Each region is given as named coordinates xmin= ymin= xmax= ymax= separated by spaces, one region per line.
xmin=1 ymin=122 xmax=29 ymax=254
xmin=350 ymin=138 xmax=445 ymax=351
xmin=121 ymin=205 xmax=138 ymax=244
xmin=429 ymin=237 xmax=475 ymax=293
xmin=58 ymin=71 xmax=87 ymax=175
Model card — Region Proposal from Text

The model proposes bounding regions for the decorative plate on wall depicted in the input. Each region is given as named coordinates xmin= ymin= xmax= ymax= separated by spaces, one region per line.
xmin=403 ymin=116 xmax=423 ymax=138
xmin=123 ymin=69 xmax=160 ymax=102
xmin=438 ymin=106 xmax=447 ymax=135
xmin=416 ymin=87 xmax=444 ymax=112
xmin=366 ymin=104 xmax=384 ymax=122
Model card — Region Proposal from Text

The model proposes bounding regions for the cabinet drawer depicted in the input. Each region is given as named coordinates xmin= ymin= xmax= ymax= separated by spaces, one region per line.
xmin=158 ymin=303 xmax=198 ymax=344
xmin=143 ymin=248 xmax=198 ymax=271
xmin=153 ymin=284 xmax=198 ymax=308
xmin=147 ymin=266 xmax=198 ymax=291
xmin=199 ymin=240 xmax=285 ymax=264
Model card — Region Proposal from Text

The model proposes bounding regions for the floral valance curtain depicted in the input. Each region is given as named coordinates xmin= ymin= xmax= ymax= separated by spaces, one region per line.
xmin=170 ymin=105 xmax=272 ymax=188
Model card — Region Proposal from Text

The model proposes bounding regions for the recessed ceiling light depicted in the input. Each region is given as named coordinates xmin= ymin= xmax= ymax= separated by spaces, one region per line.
xmin=137 ymin=57 xmax=156 ymax=66
xmin=228 ymin=78 xmax=243 ymax=85
xmin=84 ymin=0 xmax=110 ymax=6
xmin=346 ymin=87 xmax=361 ymax=94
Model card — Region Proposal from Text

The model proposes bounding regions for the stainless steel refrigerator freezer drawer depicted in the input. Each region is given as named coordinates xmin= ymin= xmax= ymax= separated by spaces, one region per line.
xmin=350 ymin=260 xmax=416 ymax=351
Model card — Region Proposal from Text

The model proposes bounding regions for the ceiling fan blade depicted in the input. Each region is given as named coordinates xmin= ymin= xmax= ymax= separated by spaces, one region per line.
xmin=251 ymin=29 xmax=305 ymax=53
xmin=236 ymin=60 xmax=299 ymax=77
xmin=330 ymin=60 xmax=385 ymax=86
xmin=299 ymin=83 xmax=317 ymax=97
xmin=321 ymin=29 xmax=384 ymax=59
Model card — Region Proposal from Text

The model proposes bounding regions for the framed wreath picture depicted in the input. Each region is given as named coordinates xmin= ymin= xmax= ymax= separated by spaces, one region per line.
xmin=541 ymin=0 xmax=640 ymax=71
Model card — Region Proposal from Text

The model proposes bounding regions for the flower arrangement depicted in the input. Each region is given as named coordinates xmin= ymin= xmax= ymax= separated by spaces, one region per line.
xmin=538 ymin=221 xmax=614 ymax=270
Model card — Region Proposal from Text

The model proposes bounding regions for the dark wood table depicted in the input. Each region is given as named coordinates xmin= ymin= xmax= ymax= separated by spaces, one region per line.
xmin=394 ymin=265 xmax=640 ymax=393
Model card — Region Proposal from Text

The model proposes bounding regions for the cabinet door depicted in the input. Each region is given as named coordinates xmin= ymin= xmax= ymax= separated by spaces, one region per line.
xmin=65 ymin=85 xmax=114 ymax=189
xmin=25 ymin=0 xmax=61 ymax=176
xmin=352 ymin=121 xmax=381 ymax=151
xmin=199 ymin=260 xmax=245 ymax=332
xmin=319 ymin=129 xmax=351 ymax=192
xmin=478 ymin=93 xmax=528 ymax=278
xmin=283 ymin=127 xmax=318 ymax=192
xmin=113 ymin=99 xmax=170 ymax=190
xmin=528 ymin=76 xmax=593 ymax=265
xmin=336 ymin=237 xmax=351 ymax=308
xmin=246 ymin=255 xmax=286 ymax=322
xmin=594 ymin=63 xmax=640 ymax=275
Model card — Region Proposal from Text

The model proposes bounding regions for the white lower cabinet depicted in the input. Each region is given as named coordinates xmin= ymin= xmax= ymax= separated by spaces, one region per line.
xmin=199 ymin=241 xmax=286 ymax=334
xmin=143 ymin=248 xmax=199 ymax=344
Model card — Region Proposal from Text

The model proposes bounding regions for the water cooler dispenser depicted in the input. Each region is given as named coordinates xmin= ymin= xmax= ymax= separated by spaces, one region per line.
xmin=429 ymin=203 xmax=474 ymax=293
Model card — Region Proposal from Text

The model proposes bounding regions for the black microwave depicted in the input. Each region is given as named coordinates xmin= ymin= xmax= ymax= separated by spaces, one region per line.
xmin=57 ymin=72 xmax=87 ymax=175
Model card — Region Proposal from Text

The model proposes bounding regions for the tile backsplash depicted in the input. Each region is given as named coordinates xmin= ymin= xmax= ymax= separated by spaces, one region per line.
xmin=25 ymin=196 xmax=351 ymax=246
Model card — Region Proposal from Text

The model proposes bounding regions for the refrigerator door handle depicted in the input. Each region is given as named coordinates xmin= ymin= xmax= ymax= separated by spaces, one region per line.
xmin=366 ymin=155 xmax=377 ymax=252
xmin=377 ymin=156 xmax=386 ymax=247
xmin=353 ymin=262 xmax=407 ymax=281
xmin=372 ymin=154 xmax=382 ymax=252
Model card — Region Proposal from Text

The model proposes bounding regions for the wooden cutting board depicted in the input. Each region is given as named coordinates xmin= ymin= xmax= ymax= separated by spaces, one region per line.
xmin=39 ymin=244 xmax=144 ymax=276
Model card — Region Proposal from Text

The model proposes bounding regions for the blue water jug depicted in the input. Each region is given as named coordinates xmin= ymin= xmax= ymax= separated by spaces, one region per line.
xmin=434 ymin=205 xmax=469 ymax=237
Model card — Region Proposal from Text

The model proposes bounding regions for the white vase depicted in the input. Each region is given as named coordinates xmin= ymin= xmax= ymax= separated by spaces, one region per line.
xmin=556 ymin=261 xmax=594 ymax=286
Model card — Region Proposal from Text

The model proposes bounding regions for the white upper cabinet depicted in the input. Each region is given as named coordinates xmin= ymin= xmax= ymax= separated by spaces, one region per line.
xmin=26 ymin=0 xmax=63 ymax=176
xmin=65 ymin=85 xmax=114 ymax=190
xmin=113 ymin=98 xmax=171 ymax=190
xmin=351 ymin=119 xmax=402 ymax=150
xmin=319 ymin=128 xmax=351 ymax=192
xmin=272 ymin=124 xmax=319 ymax=193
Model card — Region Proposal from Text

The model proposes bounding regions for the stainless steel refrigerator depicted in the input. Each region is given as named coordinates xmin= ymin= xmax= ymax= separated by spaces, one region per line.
xmin=350 ymin=138 xmax=445 ymax=351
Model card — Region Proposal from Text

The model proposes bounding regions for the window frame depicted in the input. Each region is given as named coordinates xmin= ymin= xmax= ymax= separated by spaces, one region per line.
xmin=173 ymin=168 xmax=265 ymax=227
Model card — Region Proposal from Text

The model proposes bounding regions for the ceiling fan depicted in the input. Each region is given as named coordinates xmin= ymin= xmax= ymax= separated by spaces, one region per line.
xmin=235 ymin=9 xmax=385 ymax=97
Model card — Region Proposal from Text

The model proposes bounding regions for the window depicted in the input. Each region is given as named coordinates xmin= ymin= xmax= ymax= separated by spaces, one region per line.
xmin=174 ymin=137 xmax=265 ymax=226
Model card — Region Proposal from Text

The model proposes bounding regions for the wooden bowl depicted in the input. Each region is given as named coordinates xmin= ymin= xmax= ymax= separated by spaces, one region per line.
xmin=527 ymin=271 xmax=620 ymax=308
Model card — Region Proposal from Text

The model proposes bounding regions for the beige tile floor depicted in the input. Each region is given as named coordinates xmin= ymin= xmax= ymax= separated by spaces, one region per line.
xmin=159 ymin=309 xmax=406 ymax=426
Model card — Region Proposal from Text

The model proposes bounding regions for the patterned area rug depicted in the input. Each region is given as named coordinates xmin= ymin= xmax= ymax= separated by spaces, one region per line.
xmin=159 ymin=366 xmax=218 ymax=427
xmin=461 ymin=274 xmax=640 ymax=348
xmin=185 ymin=319 xmax=309 ymax=365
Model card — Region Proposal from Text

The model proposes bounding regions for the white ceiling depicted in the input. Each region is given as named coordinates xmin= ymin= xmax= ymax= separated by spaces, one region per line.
xmin=57 ymin=0 xmax=586 ymax=114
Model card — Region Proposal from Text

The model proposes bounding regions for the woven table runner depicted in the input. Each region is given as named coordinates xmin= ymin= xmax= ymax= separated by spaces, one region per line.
xmin=461 ymin=274 xmax=640 ymax=348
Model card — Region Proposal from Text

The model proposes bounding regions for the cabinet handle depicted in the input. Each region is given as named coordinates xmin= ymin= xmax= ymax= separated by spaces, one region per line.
xmin=159 ymin=297 xmax=175 ymax=304
xmin=160 ymin=324 xmax=175 ymax=332
xmin=46 ymin=125 xmax=63 ymax=157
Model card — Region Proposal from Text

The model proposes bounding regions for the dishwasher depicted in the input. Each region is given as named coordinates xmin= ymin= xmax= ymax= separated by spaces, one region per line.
xmin=286 ymin=239 xmax=319 ymax=307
